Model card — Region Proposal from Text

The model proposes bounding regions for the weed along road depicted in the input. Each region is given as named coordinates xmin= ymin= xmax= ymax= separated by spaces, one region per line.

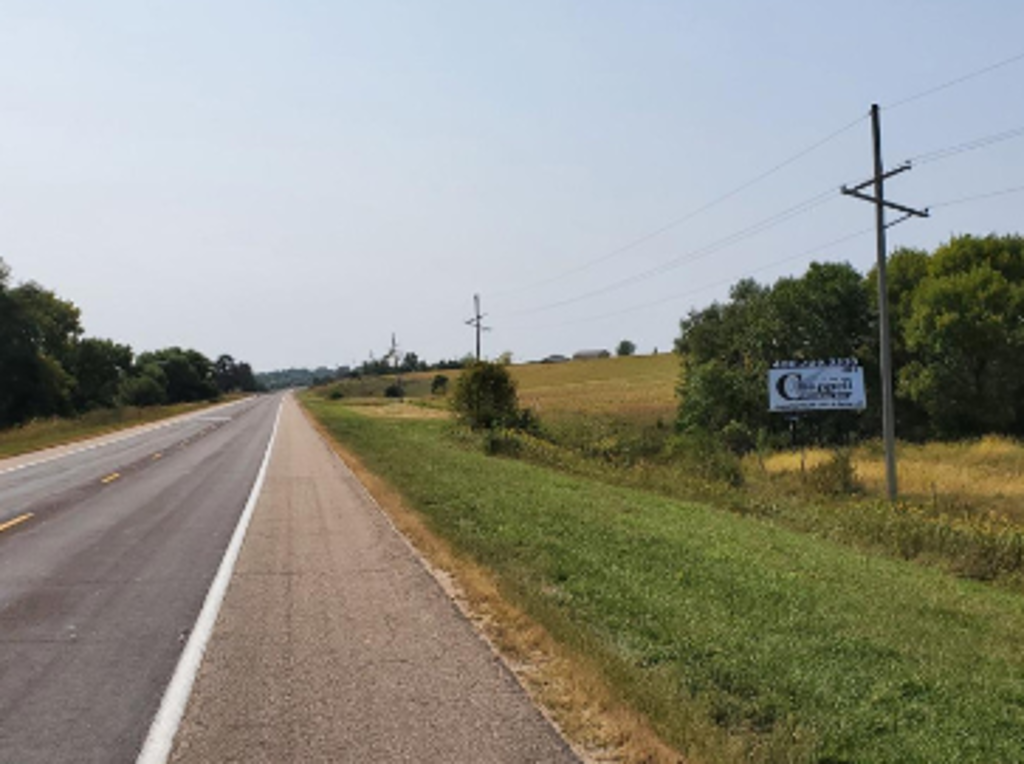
xmin=167 ymin=394 xmax=578 ymax=763
xmin=0 ymin=395 xmax=281 ymax=764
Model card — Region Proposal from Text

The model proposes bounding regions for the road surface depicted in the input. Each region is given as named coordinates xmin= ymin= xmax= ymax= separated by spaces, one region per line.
xmin=168 ymin=395 xmax=579 ymax=763
xmin=0 ymin=395 xmax=280 ymax=764
xmin=0 ymin=393 xmax=579 ymax=763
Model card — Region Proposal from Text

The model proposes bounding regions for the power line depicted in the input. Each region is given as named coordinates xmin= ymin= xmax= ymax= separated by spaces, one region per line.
xmin=491 ymin=112 xmax=867 ymax=298
xmin=506 ymin=186 xmax=839 ymax=317
xmin=929 ymin=184 xmax=1024 ymax=209
xmin=506 ymin=227 xmax=875 ymax=331
xmin=908 ymin=124 xmax=1024 ymax=165
xmin=885 ymin=50 xmax=1024 ymax=111
xmin=507 ymin=182 xmax=1024 ymax=333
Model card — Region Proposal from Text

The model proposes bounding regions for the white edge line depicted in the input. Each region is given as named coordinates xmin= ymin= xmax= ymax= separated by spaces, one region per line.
xmin=135 ymin=397 xmax=284 ymax=764
xmin=0 ymin=398 xmax=252 ymax=477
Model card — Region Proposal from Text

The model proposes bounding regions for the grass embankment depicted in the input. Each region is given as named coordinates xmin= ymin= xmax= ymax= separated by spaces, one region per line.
xmin=325 ymin=356 xmax=1024 ymax=583
xmin=0 ymin=399 xmax=235 ymax=459
xmin=303 ymin=397 xmax=1024 ymax=764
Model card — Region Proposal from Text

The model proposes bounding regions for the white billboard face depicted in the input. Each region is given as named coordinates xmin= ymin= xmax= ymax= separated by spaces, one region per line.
xmin=768 ymin=362 xmax=866 ymax=412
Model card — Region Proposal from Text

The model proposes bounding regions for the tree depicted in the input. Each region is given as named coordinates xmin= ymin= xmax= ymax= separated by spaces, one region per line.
xmin=70 ymin=338 xmax=133 ymax=411
xmin=451 ymin=361 xmax=522 ymax=430
xmin=676 ymin=264 xmax=872 ymax=444
xmin=0 ymin=263 xmax=78 ymax=425
xmin=616 ymin=340 xmax=636 ymax=357
xmin=897 ymin=235 xmax=1024 ymax=437
xmin=136 ymin=347 xmax=218 ymax=403
xmin=120 ymin=365 xmax=168 ymax=406
xmin=431 ymin=374 xmax=449 ymax=395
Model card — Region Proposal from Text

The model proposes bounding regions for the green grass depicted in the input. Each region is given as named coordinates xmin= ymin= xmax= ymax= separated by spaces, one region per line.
xmin=0 ymin=400 xmax=229 ymax=459
xmin=303 ymin=396 xmax=1024 ymax=764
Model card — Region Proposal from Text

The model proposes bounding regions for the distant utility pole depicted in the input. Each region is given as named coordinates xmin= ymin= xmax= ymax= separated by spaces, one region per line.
xmin=842 ymin=103 xmax=929 ymax=502
xmin=464 ymin=294 xmax=490 ymax=361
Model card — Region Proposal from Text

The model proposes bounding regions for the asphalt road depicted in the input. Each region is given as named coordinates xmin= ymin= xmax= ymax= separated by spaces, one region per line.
xmin=169 ymin=395 xmax=579 ymax=763
xmin=0 ymin=394 xmax=281 ymax=764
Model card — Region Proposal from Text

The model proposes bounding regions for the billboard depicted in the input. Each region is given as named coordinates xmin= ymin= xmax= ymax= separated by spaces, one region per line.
xmin=768 ymin=359 xmax=866 ymax=412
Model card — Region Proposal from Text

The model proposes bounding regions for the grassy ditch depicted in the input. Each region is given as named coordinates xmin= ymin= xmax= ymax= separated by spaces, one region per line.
xmin=0 ymin=399 xmax=235 ymax=459
xmin=303 ymin=396 xmax=1024 ymax=764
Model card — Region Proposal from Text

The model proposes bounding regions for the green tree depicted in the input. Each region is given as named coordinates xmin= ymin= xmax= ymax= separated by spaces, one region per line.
xmin=898 ymin=236 xmax=1024 ymax=437
xmin=0 ymin=263 xmax=79 ymax=424
xmin=616 ymin=339 xmax=636 ymax=357
xmin=120 ymin=366 xmax=169 ymax=406
xmin=70 ymin=338 xmax=133 ymax=411
xmin=136 ymin=347 xmax=218 ymax=403
xmin=451 ymin=361 xmax=522 ymax=430
xmin=677 ymin=265 xmax=872 ymax=443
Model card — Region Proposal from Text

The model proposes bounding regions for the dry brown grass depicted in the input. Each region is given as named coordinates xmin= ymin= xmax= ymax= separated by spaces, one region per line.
xmin=301 ymin=404 xmax=686 ymax=764
xmin=760 ymin=435 xmax=1024 ymax=522
xmin=512 ymin=354 xmax=678 ymax=425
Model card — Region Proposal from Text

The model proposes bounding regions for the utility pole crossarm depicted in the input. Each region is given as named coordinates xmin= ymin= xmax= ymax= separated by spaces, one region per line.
xmin=843 ymin=162 xmax=913 ymax=194
xmin=464 ymin=294 xmax=490 ymax=361
xmin=840 ymin=188 xmax=930 ymax=219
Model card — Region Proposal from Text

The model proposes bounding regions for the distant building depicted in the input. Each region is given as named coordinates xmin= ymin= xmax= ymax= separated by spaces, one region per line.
xmin=572 ymin=349 xmax=610 ymax=360
xmin=541 ymin=354 xmax=570 ymax=364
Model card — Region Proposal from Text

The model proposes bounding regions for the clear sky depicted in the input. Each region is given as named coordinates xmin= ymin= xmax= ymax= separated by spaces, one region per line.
xmin=2 ymin=1 xmax=1022 ymax=371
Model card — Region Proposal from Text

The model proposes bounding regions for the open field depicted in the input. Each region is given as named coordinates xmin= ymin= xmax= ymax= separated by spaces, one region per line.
xmin=0 ymin=398 xmax=240 ymax=459
xmin=303 ymin=397 xmax=1024 ymax=764
xmin=323 ymin=353 xmax=678 ymax=421
xmin=763 ymin=436 xmax=1024 ymax=524
xmin=322 ymin=357 xmax=1024 ymax=582
xmin=511 ymin=354 xmax=678 ymax=425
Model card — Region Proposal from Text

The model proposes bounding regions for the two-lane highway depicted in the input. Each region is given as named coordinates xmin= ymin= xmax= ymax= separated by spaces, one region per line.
xmin=0 ymin=394 xmax=282 ymax=764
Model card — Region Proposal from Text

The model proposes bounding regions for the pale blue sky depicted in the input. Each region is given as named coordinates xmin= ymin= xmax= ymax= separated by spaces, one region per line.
xmin=2 ymin=1 xmax=1022 ymax=370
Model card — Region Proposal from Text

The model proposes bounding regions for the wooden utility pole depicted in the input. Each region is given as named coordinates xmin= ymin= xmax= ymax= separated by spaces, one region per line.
xmin=464 ymin=294 xmax=489 ymax=361
xmin=842 ymin=104 xmax=928 ymax=502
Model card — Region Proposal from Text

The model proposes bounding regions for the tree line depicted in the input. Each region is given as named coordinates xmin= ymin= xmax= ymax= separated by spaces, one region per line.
xmin=0 ymin=259 xmax=258 ymax=429
xmin=676 ymin=234 xmax=1024 ymax=448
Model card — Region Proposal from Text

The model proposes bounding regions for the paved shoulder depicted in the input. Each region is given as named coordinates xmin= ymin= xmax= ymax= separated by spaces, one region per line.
xmin=170 ymin=396 xmax=579 ymax=763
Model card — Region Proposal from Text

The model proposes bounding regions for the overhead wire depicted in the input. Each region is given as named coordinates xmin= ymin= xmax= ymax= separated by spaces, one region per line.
xmin=504 ymin=227 xmax=876 ymax=332
xmin=907 ymin=124 xmax=1024 ymax=165
xmin=929 ymin=184 xmax=1024 ymax=209
xmin=491 ymin=50 xmax=1024 ymax=341
xmin=885 ymin=50 xmax=1024 ymax=111
xmin=505 ymin=186 xmax=840 ymax=317
xmin=490 ymin=112 xmax=868 ymax=299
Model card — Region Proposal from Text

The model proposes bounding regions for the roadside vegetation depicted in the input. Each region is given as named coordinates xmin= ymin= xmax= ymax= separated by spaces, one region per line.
xmin=0 ymin=258 xmax=259 ymax=434
xmin=303 ymin=233 xmax=1024 ymax=761
xmin=303 ymin=397 xmax=1024 ymax=763
xmin=0 ymin=398 xmax=235 ymax=459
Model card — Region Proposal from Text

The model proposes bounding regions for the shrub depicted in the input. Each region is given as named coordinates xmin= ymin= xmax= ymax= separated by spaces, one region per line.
xmin=667 ymin=431 xmax=744 ymax=487
xmin=384 ymin=381 xmax=405 ymax=398
xmin=804 ymin=449 xmax=860 ymax=495
xmin=451 ymin=361 xmax=522 ymax=430
xmin=720 ymin=420 xmax=756 ymax=455
xmin=431 ymin=374 xmax=449 ymax=395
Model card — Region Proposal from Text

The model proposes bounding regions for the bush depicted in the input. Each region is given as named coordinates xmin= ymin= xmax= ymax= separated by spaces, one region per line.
xmin=804 ymin=449 xmax=860 ymax=496
xmin=384 ymin=381 xmax=405 ymax=398
xmin=119 ymin=374 xmax=166 ymax=407
xmin=667 ymin=431 xmax=744 ymax=487
xmin=451 ymin=361 xmax=523 ymax=430
xmin=720 ymin=420 xmax=756 ymax=455
xmin=431 ymin=374 xmax=449 ymax=395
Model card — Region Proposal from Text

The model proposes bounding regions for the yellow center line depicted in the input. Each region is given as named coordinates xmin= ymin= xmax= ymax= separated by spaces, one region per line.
xmin=101 ymin=472 xmax=121 ymax=484
xmin=0 ymin=513 xmax=34 ymax=534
